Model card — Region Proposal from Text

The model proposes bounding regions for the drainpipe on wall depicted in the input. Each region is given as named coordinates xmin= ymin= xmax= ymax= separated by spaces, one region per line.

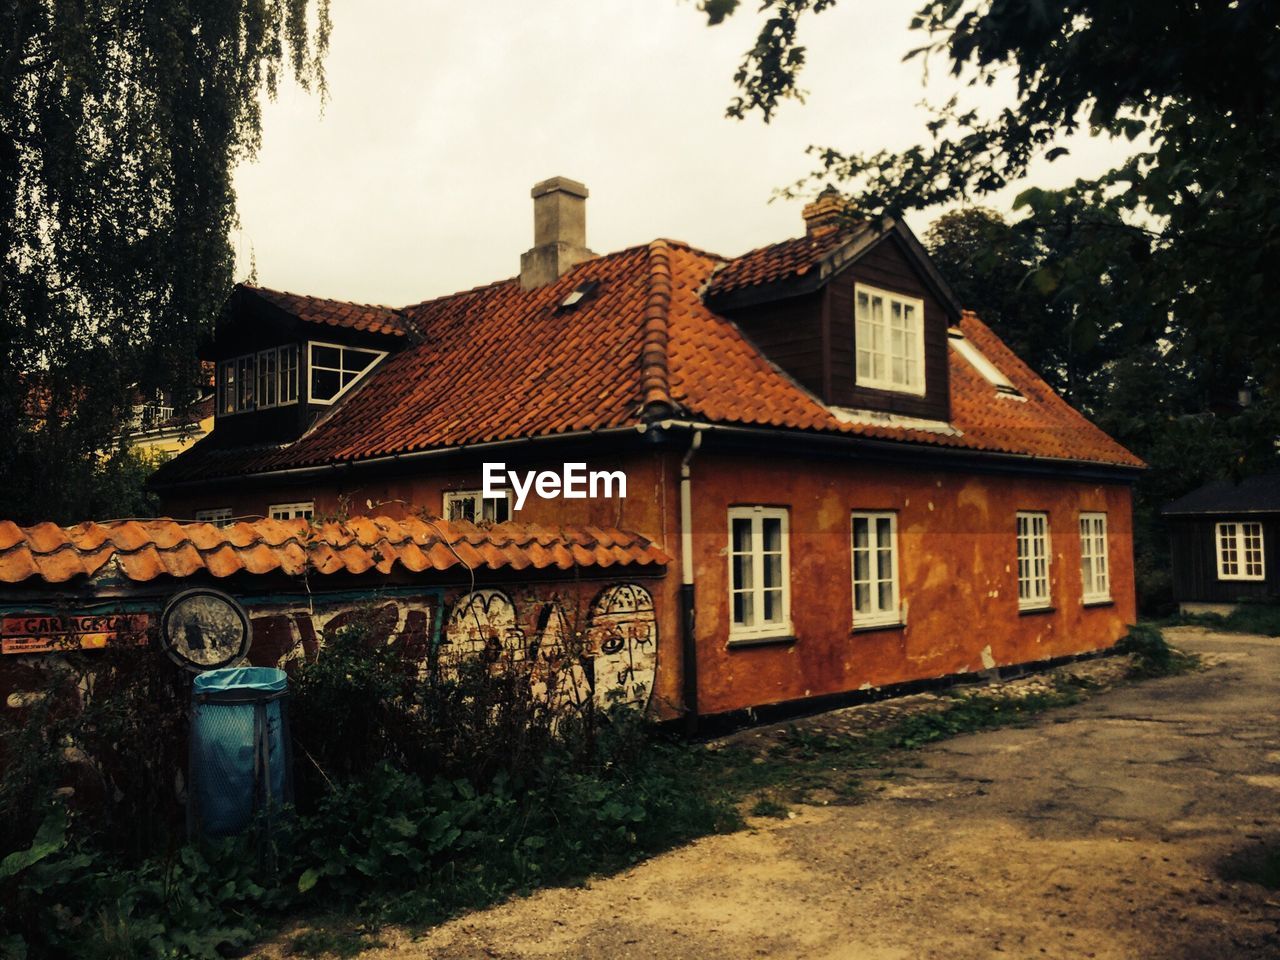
xmin=679 ymin=429 xmax=703 ymax=736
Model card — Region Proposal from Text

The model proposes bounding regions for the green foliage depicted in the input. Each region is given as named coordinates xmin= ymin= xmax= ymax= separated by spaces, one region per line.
xmin=1116 ymin=624 xmax=1197 ymax=678
xmin=0 ymin=617 xmax=735 ymax=958
xmin=710 ymin=2 xmax=1280 ymax=614
xmin=1164 ymin=602 xmax=1280 ymax=639
xmin=1 ymin=1 xmax=330 ymax=524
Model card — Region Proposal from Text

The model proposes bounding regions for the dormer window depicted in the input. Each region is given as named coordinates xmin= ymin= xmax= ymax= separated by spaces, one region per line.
xmin=218 ymin=345 xmax=299 ymax=415
xmin=855 ymin=284 xmax=925 ymax=395
xmin=308 ymin=342 xmax=386 ymax=405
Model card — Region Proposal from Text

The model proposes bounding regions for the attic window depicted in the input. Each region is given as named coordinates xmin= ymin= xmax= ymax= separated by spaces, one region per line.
xmin=558 ymin=280 xmax=600 ymax=311
xmin=308 ymin=342 xmax=386 ymax=405
xmin=949 ymin=328 xmax=1023 ymax=398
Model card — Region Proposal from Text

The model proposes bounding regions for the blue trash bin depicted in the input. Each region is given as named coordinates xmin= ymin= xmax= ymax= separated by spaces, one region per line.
xmin=188 ymin=666 xmax=293 ymax=839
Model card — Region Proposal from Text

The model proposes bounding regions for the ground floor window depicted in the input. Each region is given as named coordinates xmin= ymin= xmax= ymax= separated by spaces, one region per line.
xmin=851 ymin=511 xmax=900 ymax=627
xmin=444 ymin=489 xmax=513 ymax=523
xmin=728 ymin=506 xmax=791 ymax=641
xmin=1216 ymin=521 xmax=1265 ymax=580
xmin=269 ymin=501 xmax=314 ymax=521
xmin=1017 ymin=512 xmax=1051 ymax=610
xmin=194 ymin=507 xmax=233 ymax=528
xmin=1079 ymin=512 xmax=1110 ymax=603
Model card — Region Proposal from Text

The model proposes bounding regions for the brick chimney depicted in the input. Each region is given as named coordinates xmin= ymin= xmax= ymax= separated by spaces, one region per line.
xmin=802 ymin=185 xmax=853 ymax=237
xmin=520 ymin=176 xmax=594 ymax=289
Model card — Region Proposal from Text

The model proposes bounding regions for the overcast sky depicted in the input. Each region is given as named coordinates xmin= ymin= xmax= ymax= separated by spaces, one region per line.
xmin=231 ymin=0 xmax=1132 ymax=306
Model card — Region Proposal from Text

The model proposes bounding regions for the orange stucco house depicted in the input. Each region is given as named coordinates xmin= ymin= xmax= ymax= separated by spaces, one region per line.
xmin=148 ymin=177 xmax=1144 ymax=724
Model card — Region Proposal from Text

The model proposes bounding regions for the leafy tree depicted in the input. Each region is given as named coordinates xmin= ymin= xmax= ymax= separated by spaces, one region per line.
xmin=1 ymin=1 xmax=331 ymax=524
xmin=705 ymin=0 xmax=1280 ymax=609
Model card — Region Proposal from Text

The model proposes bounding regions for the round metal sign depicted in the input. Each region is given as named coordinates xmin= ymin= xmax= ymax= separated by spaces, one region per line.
xmin=160 ymin=588 xmax=252 ymax=671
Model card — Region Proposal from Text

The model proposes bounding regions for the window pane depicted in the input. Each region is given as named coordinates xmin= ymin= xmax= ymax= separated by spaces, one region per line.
xmin=764 ymin=553 xmax=782 ymax=590
xmin=485 ymin=496 xmax=511 ymax=522
xmin=877 ymin=547 xmax=893 ymax=583
xmin=343 ymin=348 xmax=381 ymax=374
xmin=312 ymin=345 xmax=341 ymax=369
xmin=763 ymin=588 xmax=783 ymax=623
xmin=855 ymin=582 xmax=870 ymax=612
xmin=311 ymin=368 xmax=342 ymax=401
xmin=732 ymin=552 xmax=753 ymax=594
xmin=762 ymin=517 xmax=782 ymax=553
xmin=732 ymin=518 xmax=753 ymax=554
xmin=877 ymin=581 xmax=893 ymax=610
xmin=733 ymin=591 xmax=753 ymax=626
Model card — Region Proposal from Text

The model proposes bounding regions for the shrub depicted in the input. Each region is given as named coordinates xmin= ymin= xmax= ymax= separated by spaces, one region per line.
xmin=1117 ymin=623 xmax=1197 ymax=676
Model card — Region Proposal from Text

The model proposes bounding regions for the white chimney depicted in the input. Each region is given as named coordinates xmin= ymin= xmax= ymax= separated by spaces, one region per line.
xmin=519 ymin=176 xmax=594 ymax=289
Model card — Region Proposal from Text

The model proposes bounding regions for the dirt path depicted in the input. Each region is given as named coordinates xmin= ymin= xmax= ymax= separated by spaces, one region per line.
xmin=297 ymin=628 xmax=1280 ymax=959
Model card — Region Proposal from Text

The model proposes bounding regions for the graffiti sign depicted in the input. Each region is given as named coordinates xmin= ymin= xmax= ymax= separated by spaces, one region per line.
xmin=1 ymin=613 xmax=150 ymax=655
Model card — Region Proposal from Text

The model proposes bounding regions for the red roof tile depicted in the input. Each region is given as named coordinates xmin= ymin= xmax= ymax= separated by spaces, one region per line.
xmin=242 ymin=285 xmax=410 ymax=337
xmin=0 ymin=517 xmax=669 ymax=586
xmin=704 ymin=224 xmax=861 ymax=298
xmin=150 ymin=235 xmax=1141 ymax=486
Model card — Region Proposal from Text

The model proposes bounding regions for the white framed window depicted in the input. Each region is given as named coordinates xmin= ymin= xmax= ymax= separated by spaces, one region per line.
xmin=1079 ymin=512 xmax=1110 ymax=603
xmin=308 ymin=342 xmax=386 ymax=405
xmin=278 ymin=344 xmax=299 ymax=405
xmin=1016 ymin=512 xmax=1051 ymax=610
xmin=219 ymin=360 xmax=236 ymax=415
xmin=1216 ymin=521 xmax=1265 ymax=580
xmin=217 ymin=346 xmax=299 ymax=415
xmin=727 ymin=506 xmax=791 ymax=641
xmin=194 ymin=508 xmax=233 ymax=528
xmin=269 ymin=501 xmax=314 ymax=521
xmin=443 ymin=489 xmax=513 ymax=523
xmin=855 ymin=283 xmax=926 ymax=395
xmin=851 ymin=511 xmax=901 ymax=627
xmin=256 ymin=349 xmax=278 ymax=409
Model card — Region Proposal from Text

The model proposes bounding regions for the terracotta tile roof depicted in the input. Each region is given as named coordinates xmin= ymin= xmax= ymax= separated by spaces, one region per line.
xmin=150 ymin=237 xmax=1141 ymax=486
xmin=242 ymin=285 xmax=410 ymax=337
xmin=704 ymin=224 xmax=862 ymax=298
xmin=0 ymin=517 xmax=670 ymax=586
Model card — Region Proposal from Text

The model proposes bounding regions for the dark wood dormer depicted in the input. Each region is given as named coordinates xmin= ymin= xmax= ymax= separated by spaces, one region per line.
xmin=705 ymin=217 xmax=961 ymax=424
xmin=206 ymin=285 xmax=409 ymax=447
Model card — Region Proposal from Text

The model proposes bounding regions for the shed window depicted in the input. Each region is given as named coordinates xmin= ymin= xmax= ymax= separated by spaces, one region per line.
xmin=444 ymin=489 xmax=513 ymax=523
xmin=1216 ymin=521 xmax=1265 ymax=580
xmin=1017 ymin=512 xmax=1051 ymax=610
xmin=728 ymin=506 xmax=791 ymax=641
xmin=308 ymin=342 xmax=386 ymax=405
xmin=1079 ymin=513 xmax=1110 ymax=603
xmin=194 ymin=508 xmax=233 ymax=528
xmin=855 ymin=284 xmax=925 ymax=395
xmin=851 ymin=512 xmax=900 ymax=627
xmin=269 ymin=501 xmax=314 ymax=521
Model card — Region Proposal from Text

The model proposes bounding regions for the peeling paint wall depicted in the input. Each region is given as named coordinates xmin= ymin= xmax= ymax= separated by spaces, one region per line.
xmin=687 ymin=453 xmax=1136 ymax=716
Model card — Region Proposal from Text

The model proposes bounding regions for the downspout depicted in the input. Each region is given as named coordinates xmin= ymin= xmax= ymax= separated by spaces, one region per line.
xmin=679 ymin=428 xmax=703 ymax=736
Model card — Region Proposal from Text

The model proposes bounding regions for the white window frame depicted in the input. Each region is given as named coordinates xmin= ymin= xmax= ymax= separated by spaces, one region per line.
xmin=1079 ymin=512 xmax=1110 ymax=604
xmin=1016 ymin=511 xmax=1052 ymax=610
xmin=855 ymin=283 xmax=926 ymax=396
xmin=269 ymin=501 xmax=314 ymax=521
xmin=851 ymin=511 xmax=901 ymax=628
xmin=217 ymin=346 xmax=299 ymax=416
xmin=307 ymin=341 xmax=387 ymax=406
xmin=277 ymin=344 xmax=299 ymax=406
xmin=443 ymin=489 xmax=514 ymax=523
xmin=194 ymin=508 xmax=233 ymax=528
xmin=256 ymin=349 xmax=278 ymax=409
xmin=1216 ymin=521 xmax=1266 ymax=581
xmin=727 ymin=506 xmax=792 ymax=642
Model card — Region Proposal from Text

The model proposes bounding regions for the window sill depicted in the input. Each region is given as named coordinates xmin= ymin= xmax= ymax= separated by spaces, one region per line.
xmin=850 ymin=621 xmax=905 ymax=635
xmin=1082 ymin=598 xmax=1114 ymax=608
xmin=1216 ymin=576 xmax=1266 ymax=582
xmin=1018 ymin=605 xmax=1055 ymax=616
xmin=727 ymin=634 xmax=797 ymax=650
